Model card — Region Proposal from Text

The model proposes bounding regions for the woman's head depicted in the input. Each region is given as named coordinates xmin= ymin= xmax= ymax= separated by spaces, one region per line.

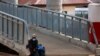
xmin=32 ymin=34 xmax=37 ymax=38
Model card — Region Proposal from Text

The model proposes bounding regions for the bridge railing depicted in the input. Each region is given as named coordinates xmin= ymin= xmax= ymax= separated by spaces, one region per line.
xmin=0 ymin=1 xmax=99 ymax=47
xmin=0 ymin=11 xmax=29 ymax=45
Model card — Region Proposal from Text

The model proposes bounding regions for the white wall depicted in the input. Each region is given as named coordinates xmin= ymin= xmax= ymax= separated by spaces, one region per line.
xmin=89 ymin=0 xmax=100 ymax=22
xmin=89 ymin=3 xmax=100 ymax=22
xmin=91 ymin=0 xmax=100 ymax=3
xmin=63 ymin=6 xmax=75 ymax=15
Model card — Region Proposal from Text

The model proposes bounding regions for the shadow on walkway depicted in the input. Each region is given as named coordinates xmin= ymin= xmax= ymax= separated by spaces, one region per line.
xmin=0 ymin=43 xmax=19 ymax=56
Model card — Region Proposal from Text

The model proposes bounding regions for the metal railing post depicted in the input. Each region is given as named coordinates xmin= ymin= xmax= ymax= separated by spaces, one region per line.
xmin=52 ymin=12 xmax=54 ymax=32
xmin=27 ymin=7 xmax=29 ymax=24
xmin=2 ymin=14 xmax=4 ymax=35
xmin=8 ymin=3 xmax=10 ymax=14
xmin=22 ymin=22 xmax=25 ymax=44
xmin=41 ymin=10 xmax=43 ymax=27
xmin=71 ymin=17 xmax=74 ymax=38
xmin=35 ymin=8 xmax=38 ymax=26
xmin=79 ymin=19 xmax=82 ymax=41
xmin=22 ymin=7 xmax=25 ymax=20
xmin=12 ymin=4 xmax=15 ymax=16
xmin=16 ymin=6 xmax=18 ymax=17
xmin=58 ymin=13 xmax=60 ymax=33
xmin=11 ymin=18 xmax=14 ymax=40
xmin=30 ymin=8 xmax=33 ymax=25
xmin=46 ymin=11 xmax=48 ymax=29
xmin=17 ymin=20 xmax=19 ymax=43
xmin=64 ymin=15 xmax=67 ymax=36
xmin=6 ymin=16 xmax=9 ymax=37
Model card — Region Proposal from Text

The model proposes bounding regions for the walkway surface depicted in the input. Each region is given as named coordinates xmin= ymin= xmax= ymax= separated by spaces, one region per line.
xmin=0 ymin=52 xmax=17 ymax=56
xmin=29 ymin=27 xmax=94 ymax=56
xmin=0 ymin=27 xmax=94 ymax=56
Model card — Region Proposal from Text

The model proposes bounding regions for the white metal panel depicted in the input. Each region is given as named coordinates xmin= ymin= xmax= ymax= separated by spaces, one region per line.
xmin=91 ymin=0 xmax=100 ymax=3
xmin=89 ymin=3 xmax=100 ymax=22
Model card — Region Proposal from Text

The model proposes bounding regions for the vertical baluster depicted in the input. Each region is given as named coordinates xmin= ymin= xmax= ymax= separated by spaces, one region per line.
xmin=8 ymin=3 xmax=10 ymax=14
xmin=64 ymin=15 xmax=67 ymax=36
xmin=2 ymin=14 xmax=4 ymax=35
xmin=23 ymin=6 xmax=25 ymax=20
xmin=46 ymin=11 xmax=48 ymax=29
xmin=79 ymin=19 xmax=82 ymax=41
xmin=41 ymin=10 xmax=43 ymax=27
xmin=16 ymin=5 xmax=18 ymax=17
xmin=52 ymin=12 xmax=54 ymax=32
xmin=11 ymin=18 xmax=14 ymax=40
xmin=27 ymin=7 xmax=29 ymax=24
xmin=7 ymin=16 xmax=9 ymax=37
xmin=58 ymin=13 xmax=60 ymax=33
xmin=12 ymin=4 xmax=15 ymax=16
xmin=17 ymin=20 xmax=19 ymax=43
xmin=36 ymin=8 xmax=37 ymax=26
xmin=71 ymin=17 xmax=73 ymax=38
xmin=30 ymin=8 xmax=33 ymax=25
xmin=22 ymin=22 xmax=25 ymax=44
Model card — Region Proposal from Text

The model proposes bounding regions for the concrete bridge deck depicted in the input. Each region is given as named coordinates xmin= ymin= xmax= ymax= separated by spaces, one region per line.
xmin=29 ymin=27 xmax=94 ymax=56
xmin=0 ymin=26 xmax=95 ymax=56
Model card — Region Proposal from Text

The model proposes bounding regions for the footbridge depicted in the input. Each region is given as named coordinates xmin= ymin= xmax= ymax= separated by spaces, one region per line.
xmin=0 ymin=1 xmax=100 ymax=56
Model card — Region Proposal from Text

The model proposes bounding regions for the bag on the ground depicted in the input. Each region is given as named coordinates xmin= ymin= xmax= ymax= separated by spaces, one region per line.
xmin=37 ymin=44 xmax=45 ymax=56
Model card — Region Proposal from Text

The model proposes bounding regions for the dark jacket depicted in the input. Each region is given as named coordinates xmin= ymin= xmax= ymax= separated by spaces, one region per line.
xmin=26 ymin=38 xmax=38 ymax=53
